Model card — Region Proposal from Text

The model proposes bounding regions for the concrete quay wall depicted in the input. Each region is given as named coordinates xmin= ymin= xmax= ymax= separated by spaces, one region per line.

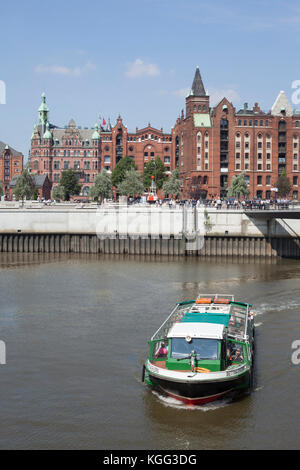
xmin=0 ymin=204 xmax=300 ymax=257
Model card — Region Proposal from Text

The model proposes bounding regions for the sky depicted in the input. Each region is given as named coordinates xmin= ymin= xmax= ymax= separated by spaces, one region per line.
xmin=1 ymin=0 xmax=300 ymax=159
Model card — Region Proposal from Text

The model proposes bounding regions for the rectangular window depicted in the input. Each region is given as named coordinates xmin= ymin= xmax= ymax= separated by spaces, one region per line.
xmin=266 ymin=175 xmax=271 ymax=185
xmin=293 ymin=176 xmax=298 ymax=185
xmin=257 ymin=175 xmax=262 ymax=185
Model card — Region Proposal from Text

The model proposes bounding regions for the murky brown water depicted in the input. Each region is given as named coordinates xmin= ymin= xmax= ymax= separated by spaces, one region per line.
xmin=0 ymin=253 xmax=300 ymax=449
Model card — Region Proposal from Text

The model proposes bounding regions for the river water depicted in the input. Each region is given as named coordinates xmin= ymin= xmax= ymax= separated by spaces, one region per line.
xmin=0 ymin=253 xmax=300 ymax=450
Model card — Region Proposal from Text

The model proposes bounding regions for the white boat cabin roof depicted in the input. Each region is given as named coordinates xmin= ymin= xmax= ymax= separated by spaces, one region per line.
xmin=167 ymin=322 xmax=225 ymax=340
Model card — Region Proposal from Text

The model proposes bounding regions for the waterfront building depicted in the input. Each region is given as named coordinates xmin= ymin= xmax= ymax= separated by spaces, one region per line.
xmin=173 ymin=68 xmax=300 ymax=200
xmin=29 ymin=95 xmax=173 ymax=196
xmin=0 ymin=141 xmax=23 ymax=199
xmin=30 ymin=69 xmax=300 ymax=200
xmin=9 ymin=174 xmax=51 ymax=201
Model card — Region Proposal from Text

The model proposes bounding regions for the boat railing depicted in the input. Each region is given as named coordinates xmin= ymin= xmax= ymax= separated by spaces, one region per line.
xmin=151 ymin=303 xmax=189 ymax=341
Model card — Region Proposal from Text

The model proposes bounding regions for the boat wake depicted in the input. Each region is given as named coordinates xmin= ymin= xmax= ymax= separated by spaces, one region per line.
xmin=257 ymin=298 xmax=300 ymax=314
xmin=151 ymin=390 xmax=233 ymax=411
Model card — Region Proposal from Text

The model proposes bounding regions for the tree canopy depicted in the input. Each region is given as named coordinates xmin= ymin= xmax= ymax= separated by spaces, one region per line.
xmin=59 ymin=169 xmax=81 ymax=201
xmin=89 ymin=169 xmax=113 ymax=201
xmin=227 ymin=171 xmax=249 ymax=198
xmin=275 ymin=171 xmax=292 ymax=198
xmin=162 ymin=169 xmax=181 ymax=198
xmin=0 ymin=181 xmax=3 ymax=197
xmin=13 ymin=167 xmax=35 ymax=201
xmin=111 ymin=156 xmax=136 ymax=187
xmin=117 ymin=168 xmax=144 ymax=197
xmin=143 ymin=156 xmax=167 ymax=190
xmin=52 ymin=184 xmax=66 ymax=201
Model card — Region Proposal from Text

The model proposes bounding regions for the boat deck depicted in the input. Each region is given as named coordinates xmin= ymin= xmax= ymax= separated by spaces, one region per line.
xmin=151 ymin=294 xmax=252 ymax=342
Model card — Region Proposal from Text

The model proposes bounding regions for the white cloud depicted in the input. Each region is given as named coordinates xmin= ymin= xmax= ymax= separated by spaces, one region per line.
xmin=125 ymin=58 xmax=160 ymax=78
xmin=35 ymin=61 xmax=96 ymax=77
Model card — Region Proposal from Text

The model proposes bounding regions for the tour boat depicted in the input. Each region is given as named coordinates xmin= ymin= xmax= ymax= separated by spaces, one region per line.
xmin=143 ymin=294 xmax=255 ymax=405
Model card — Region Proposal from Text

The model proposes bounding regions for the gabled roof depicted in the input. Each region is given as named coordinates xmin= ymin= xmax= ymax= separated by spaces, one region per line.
xmin=10 ymin=174 xmax=48 ymax=187
xmin=0 ymin=141 xmax=23 ymax=156
xmin=271 ymin=90 xmax=293 ymax=117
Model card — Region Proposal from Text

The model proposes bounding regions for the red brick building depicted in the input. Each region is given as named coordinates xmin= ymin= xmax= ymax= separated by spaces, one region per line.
xmin=174 ymin=67 xmax=300 ymax=200
xmin=30 ymin=69 xmax=300 ymax=200
xmin=29 ymin=94 xmax=173 ymax=196
xmin=0 ymin=142 xmax=23 ymax=199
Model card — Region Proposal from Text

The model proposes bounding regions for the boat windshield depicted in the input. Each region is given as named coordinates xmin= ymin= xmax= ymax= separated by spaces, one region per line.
xmin=170 ymin=338 xmax=219 ymax=360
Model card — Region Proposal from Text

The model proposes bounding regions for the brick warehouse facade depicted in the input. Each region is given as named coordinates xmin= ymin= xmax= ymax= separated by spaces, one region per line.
xmin=29 ymin=68 xmax=300 ymax=200
xmin=29 ymin=93 xmax=173 ymax=196
xmin=0 ymin=142 xmax=23 ymax=199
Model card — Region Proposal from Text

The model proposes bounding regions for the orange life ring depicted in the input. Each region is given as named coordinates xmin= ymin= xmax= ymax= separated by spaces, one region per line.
xmin=214 ymin=298 xmax=230 ymax=304
xmin=195 ymin=367 xmax=211 ymax=373
xmin=196 ymin=298 xmax=212 ymax=304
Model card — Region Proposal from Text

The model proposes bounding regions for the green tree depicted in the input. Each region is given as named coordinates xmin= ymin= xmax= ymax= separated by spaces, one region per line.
xmin=111 ymin=156 xmax=136 ymax=187
xmin=228 ymin=171 xmax=249 ymax=199
xmin=117 ymin=168 xmax=144 ymax=197
xmin=89 ymin=169 xmax=113 ymax=201
xmin=52 ymin=184 xmax=66 ymax=201
xmin=162 ymin=169 xmax=181 ymax=198
xmin=0 ymin=181 xmax=3 ymax=197
xmin=143 ymin=156 xmax=167 ymax=190
xmin=13 ymin=167 xmax=35 ymax=201
xmin=59 ymin=169 xmax=81 ymax=201
xmin=275 ymin=171 xmax=292 ymax=198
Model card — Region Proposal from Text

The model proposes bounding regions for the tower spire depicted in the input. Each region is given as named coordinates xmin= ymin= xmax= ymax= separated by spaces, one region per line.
xmin=38 ymin=92 xmax=49 ymax=133
xmin=190 ymin=66 xmax=206 ymax=97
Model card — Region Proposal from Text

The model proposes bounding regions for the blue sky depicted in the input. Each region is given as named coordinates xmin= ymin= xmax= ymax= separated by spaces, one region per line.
xmin=1 ymin=0 xmax=300 ymax=159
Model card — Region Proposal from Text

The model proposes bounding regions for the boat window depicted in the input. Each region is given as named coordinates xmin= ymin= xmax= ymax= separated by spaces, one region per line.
xmin=228 ymin=304 xmax=247 ymax=337
xmin=170 ymin=338 xmax=219 ymax=360
xmin=227 ymin=342 xmax=244 ymax=363
xmin=153 ymin=340 xmax=169 ymax=359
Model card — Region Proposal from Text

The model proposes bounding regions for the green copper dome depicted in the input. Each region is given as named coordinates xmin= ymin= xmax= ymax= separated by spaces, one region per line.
xmin=92 ymin=123 xmax=100 ymax=139
xmin=39 ymin=92 xmax=49 ymax=112
xmin=43 ymin=122 xmax=52 ymax=139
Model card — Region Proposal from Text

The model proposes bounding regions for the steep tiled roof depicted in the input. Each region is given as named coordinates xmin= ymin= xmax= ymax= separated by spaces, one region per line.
xmin=191 ymin=67 xmax=206 ymax=97
xmin=0 ymin=141 xmax=23 ymax=156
